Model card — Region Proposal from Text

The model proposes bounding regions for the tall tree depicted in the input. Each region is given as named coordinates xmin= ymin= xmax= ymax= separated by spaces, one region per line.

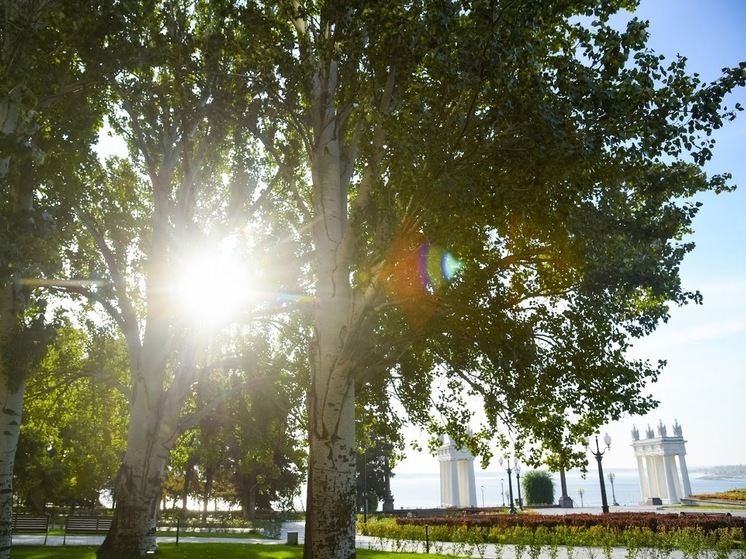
xmin=0 ymin=1 xmax=103 ymax=554
xmin=33 ymin=1 xmax=744 ymax=558
xmin=220 ymin=2 xmax=744 ymax=558
xmin=16 ymin=322 xmax=128 ymax=513
xmin=56 ymin=2 xmax=289 ymax=555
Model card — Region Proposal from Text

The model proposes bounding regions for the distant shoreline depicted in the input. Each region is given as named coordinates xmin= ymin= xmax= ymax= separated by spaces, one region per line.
xmin=695 ymin=474 xmax=746 ymax=481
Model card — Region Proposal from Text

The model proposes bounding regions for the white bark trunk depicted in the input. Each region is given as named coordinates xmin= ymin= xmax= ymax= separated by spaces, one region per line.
xmin=0 ymin=361 xmax=24 ymax=559
xmin=96 ymin=295 xmax=184 ymax=557
xmin=0 ymin=58 xmax=32 ymax=555
xmin=305 ymin=374 xmax=356 ymax=559
xmin=304 ymin=51 xmax=360 ymax=557
xmin=97 ymin=376 xmax=172 ymax=556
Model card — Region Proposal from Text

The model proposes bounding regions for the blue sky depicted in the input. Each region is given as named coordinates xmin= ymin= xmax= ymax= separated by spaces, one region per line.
xmin=396 ymin=0 xmax=746 ymax=474
xmin=611 ymin=0 xmax=746 ymax=469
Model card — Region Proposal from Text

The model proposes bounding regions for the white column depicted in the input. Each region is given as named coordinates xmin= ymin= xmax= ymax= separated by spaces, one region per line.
xmin=670 ymin=456 xmax=682 ymax=502
xmin=449 ymin=458 xmax=459 ymax=506
xmin=655 ymin=456 xmax=668 ymax=500
xmin=466 ymin=459 xmax=477 ymax=507
xmin=439 ymin=459 xmax=449 ymax=506
xmin=645 ymin=456 xmax=659 ymax=499
xmin=636 ymin=455 xmax=650 ymax=501
xmin=678 ymin=453 xmax=692 ymax=497
xmin=664 ymin=454 xmax=678 ymax=503
xmin=457 ymin=460 xmax=474 ymax=507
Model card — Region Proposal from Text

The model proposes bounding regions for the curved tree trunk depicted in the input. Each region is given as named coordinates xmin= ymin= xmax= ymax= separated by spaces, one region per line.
xmin=96 ymin=413 xmax=171 ymax=557
xmin=97 ymin=350 xmax=176 ymax=557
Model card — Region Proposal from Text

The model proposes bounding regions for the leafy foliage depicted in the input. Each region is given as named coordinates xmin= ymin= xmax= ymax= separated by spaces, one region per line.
xmin=7 ymin=0 xmax=745 ymax=556
xmin=16 ymin=322 xmax=128 ymax=512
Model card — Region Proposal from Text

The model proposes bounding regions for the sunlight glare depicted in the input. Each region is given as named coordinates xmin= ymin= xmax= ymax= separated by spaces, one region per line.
xmin=173 ymin=248 xmax=255 ymax=326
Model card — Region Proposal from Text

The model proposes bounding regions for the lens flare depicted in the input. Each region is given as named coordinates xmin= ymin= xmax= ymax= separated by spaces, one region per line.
xmin=418 ymin=244 xmax=463 ymax=292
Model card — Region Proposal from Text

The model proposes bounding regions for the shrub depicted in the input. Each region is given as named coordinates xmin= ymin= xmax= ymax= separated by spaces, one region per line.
xmin=522 ymin=470 xmax=555 ymax=505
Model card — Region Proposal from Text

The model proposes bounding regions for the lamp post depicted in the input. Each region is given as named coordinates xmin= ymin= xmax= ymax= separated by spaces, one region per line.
xmin=500 ymin=479 xmax=505 ymax=506
xmin=608 ymin=472 xmax=619 ymax=506
xmin=363 ymin=451 xmax=368 ymax=523
xmin=578 ymin=487 xmax=585 ymax=507
xmin=588 ymin=433 xmax=612 ymax=513
xmin=499 ymin=456 xmax=517 ymax=514
xmin=515 ymin=460 xmax=523 ymax=511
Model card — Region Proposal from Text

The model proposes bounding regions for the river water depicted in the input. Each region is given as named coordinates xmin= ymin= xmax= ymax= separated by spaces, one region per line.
xmin=388 ymin=467 xmax=746 ymax=509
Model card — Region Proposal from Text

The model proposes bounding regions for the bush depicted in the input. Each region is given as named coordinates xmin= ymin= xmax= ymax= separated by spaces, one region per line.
xmin=522 ymin=470 xmax=555 ymax=505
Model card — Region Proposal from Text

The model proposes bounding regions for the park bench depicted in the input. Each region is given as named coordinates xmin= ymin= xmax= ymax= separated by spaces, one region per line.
xmin=11 ymin=514 xmax=50 ymax=544
xmin=680 ymin=511 xmax=732 ymax=517
xmin=64 ymin=515 xmax=113 ymax=543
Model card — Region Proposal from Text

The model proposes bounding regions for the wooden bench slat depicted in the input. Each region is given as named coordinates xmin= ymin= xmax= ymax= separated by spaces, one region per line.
xmin=63 ymin=515 xmax=113 ymax=544
xmin=11 ymin=514 xmax=49 ymax=545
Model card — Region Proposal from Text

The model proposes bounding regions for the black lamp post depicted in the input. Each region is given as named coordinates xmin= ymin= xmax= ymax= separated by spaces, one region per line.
xmin=588 ymin=433 xmax=612 ymax=514
xmin=515 ymin=461 xmax=523 ymax=510
xmin=608 ymin=472 xmax=619 ymax=506
xmin=363 ymin=450 xmax=368 ymax=523
xmin=499 ymin=456 xmax=516 ymax=514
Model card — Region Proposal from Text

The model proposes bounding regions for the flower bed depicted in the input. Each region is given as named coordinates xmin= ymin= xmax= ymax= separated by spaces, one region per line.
xmin=395 ymin=512 xmax=746 ymax=534
xmin=358 ymin=513 xmax=746 ymax=551
xmin=692 ymin=489 xmax=746 ymax=502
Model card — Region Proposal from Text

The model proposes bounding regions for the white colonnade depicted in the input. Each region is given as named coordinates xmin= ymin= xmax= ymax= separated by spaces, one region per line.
xmin=631 ymin=421 xmax=692 ymax=504
xmin=437 ymin=435 xmax=477 ymax=507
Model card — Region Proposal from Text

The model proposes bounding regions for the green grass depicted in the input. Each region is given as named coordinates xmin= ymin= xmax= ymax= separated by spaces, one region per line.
xmin=43 ymin=529 xmax=268 ymax=539
xmin=155 ymin=529 xmax=268 ymax=538
xmin=11 ymin=544 xmax=464 ymax=559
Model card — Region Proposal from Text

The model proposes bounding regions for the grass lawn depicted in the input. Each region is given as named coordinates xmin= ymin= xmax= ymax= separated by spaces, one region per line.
xmin=11 ymin=544 xmax=460 ymax=559
xmin=45 ymin=529 xmax=268 ymax=539
xmin=155 ymin=529 xmax=268 ymax=538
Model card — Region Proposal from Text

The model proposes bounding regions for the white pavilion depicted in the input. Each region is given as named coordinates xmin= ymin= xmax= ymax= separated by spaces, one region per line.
xmin=437 ymin=435 xmax=477 ymax=508
xmin=631 ymin=420 xmax=692 ymax=505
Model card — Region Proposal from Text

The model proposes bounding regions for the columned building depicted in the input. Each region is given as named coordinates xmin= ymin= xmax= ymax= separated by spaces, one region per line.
xmin=437 ymin=435 xmax=477 ymax=507
xmin=631 ymin=420 xmax=692 ymax=505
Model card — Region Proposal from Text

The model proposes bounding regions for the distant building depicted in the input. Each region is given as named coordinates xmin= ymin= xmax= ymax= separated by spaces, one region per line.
xmin=437 ymin=435 xmax=477 ymax=507
xmin=631 ymin=420 xmax=692 ymax=504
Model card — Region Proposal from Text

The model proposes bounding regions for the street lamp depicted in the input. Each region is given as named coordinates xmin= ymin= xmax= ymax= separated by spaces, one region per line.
xmin=515 ymin=460 xmax=523 ymax=511
xmin=500 ymin=478 xmax=505 ymax=506
xmin=588 ymin=433 xmax=612 ymax=513
xmin=608 ymin=472 xmax=619 ymax=506
xmin=363 ymin=450 xmax=368 ymax=523
xmin=498 ymin=456 xmax=517 ymax=514
xmin=578 ymin=487 xmax=585 ymax=507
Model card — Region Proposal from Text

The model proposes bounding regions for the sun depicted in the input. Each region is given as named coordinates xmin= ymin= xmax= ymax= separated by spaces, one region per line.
xmin=171 ymin=246 xmax=257 ymax=326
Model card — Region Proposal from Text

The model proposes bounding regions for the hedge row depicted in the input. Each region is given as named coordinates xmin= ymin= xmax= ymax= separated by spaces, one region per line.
xmin=395 ymin=512 xmax=746 ymax=535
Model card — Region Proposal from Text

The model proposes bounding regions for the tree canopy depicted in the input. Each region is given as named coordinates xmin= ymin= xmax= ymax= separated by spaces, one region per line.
xmin=2 ymin=1 xmax=743 ymax=558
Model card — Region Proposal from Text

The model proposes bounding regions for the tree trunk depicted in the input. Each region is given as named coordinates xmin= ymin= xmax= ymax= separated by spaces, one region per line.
xmin=96 ymin=436 xmax=168 ymax=557
xmin=241 ymin=473 xmax=257 ymax=521
xmin=201 ymin=467 xmax=214 ymax=524
xmin=304 ymin=374 xmax=356 ymax=559
xmin=302 ymin=53 xmax=359 ymax=558
xmin=0 ymin=365 xmax=25 ymax=559
xmin=97 ymin=366 xmax=174 ymax=557
xmin=0 ymin=42 xmax=27 ymax=559
xmin=181 ymin=455 xmax=197 ymax=517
